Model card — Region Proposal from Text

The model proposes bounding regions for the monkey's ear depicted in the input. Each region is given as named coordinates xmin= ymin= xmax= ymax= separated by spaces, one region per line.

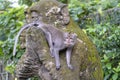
xmin=64 ymin=32 xmax=69 ymax=37
xmin=72 ymin=33 xmax=77 ymax=38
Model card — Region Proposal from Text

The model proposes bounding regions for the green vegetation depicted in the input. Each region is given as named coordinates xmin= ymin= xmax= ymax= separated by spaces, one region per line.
xmin=84 ymin=23 xmax=120 ymax=80
xmin=0 ymin=0 xmax=120 ymax=80
xmin=68 ymin=0 xmax=120 ymax=80
xmin=0 ymin=0 xmax=25 ymax=73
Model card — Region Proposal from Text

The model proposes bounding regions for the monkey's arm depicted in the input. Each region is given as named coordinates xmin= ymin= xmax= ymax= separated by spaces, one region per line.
xmin=44 ymin=32 xmax=54 ymax=57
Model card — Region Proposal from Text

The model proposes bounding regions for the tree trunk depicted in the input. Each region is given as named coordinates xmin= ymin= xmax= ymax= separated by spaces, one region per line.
xmin=15 ymin=0 xmax=103 ymax=80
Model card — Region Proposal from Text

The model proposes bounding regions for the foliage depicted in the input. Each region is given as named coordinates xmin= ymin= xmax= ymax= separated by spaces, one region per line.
xmin=0 ymin=0 xmax=11 ymax=10
xmin=18 ymin=0 xmax=68 ymax=5
xmin=0 ymin=7 xmax=25 ymax=73
xmin=68 ymin=0 xmax=120 ymax=80
xmin=68 ymin=0 xmax=120 ymax=28
xmin=18 ymin=0 xmax=39 ymax=6
xmin=84 ymin=23 xmax=120 ymax=80
xmin=0 ymin=0 xmax=40 ymax=79
xmin=5 ymin=62 xmax=16 ymax=74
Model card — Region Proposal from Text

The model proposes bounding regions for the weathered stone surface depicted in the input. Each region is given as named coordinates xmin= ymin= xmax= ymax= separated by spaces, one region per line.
xmin=15 ymin=0 xmax=103 ymax=80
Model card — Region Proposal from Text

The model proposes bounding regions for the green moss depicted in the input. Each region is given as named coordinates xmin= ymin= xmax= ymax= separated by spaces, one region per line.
xmin=67 ymin=19 xmax=103 ymax=80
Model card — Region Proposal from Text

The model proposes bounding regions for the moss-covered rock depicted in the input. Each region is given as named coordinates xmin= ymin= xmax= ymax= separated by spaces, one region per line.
xmin=15 ymin=0 xmax=103 ymax=80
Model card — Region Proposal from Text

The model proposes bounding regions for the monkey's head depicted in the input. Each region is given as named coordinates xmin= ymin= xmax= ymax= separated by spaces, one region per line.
xmin=64 ymin=32 xmax=77 ymax=47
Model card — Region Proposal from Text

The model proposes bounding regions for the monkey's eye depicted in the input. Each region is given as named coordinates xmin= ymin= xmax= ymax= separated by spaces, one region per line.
xmin=70 ymin=38 xmax=73 ymax=39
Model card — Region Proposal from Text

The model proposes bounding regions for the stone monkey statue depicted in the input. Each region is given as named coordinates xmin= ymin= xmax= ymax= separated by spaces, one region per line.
xmin=15 ymin=0 xmax=103 ymax=80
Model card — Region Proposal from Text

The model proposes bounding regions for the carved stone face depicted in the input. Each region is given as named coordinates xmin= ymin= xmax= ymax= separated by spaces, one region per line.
xmin=45 ymin=5 xmax=70 ymax=26
xmin=24 ymin=10 xmax=40 ymax=23
xmin=25 ymin=1 xmax=70 ymax=28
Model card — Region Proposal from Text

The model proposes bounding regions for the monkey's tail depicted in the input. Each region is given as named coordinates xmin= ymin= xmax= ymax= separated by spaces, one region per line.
xmin=13 ymin=22 xmax=35 ymax=56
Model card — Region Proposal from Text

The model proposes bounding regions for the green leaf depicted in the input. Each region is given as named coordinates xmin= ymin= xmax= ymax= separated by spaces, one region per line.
xmin=103 ymin=54 xmax=109 ymax=60
xmin=0 ymin=41 xmax=4 ymax=57
xmin=5 ymin=63 xmax=15 ymax=74
xmin=0 ymin=48 xmax=4 ymax=57
xmin=106 ymin=63 xmax=111 ymax=69
xmin=112 ymin=73 xmax=118 ymax=80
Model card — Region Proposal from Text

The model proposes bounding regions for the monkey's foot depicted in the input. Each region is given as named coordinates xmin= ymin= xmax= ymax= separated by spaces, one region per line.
xmin=68 ymin=64 xmax=74 ymax=70
xmin=56 ymin=66 xmax=61 ymax=70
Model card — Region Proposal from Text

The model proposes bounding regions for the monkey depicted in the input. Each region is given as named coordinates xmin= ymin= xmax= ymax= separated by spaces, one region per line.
xmin=34 ymin=22 xmax=77 ymax=70
xmin=13 ymin=9 xmax=77 ymax=70
xmin=13 ymin=20 xmax=77 ymax=70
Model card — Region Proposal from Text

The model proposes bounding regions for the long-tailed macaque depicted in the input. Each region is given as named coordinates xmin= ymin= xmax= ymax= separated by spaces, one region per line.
xmin=13 ymin=10 xmax=77 ymax=70
xmin=34 ymin=22 xmax=77 ymax=70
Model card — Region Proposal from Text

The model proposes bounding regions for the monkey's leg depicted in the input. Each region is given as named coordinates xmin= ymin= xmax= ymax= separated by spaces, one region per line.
xmin=45 ymin=32 xmax=54 ymax=57
xmin=66 ymin=47 xmax=73 ymax=70
xmin=54 ymin=49 xmax=61 ymax=70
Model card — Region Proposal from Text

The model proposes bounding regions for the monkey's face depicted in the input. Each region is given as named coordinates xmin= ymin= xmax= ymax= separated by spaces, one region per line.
xmin=64 ymin=33 xmax=77 ymax=47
